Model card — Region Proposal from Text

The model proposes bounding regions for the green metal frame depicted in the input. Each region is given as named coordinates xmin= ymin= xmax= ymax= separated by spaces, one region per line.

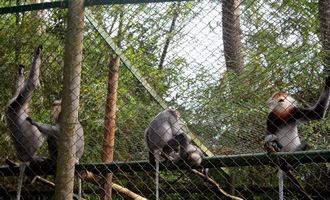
xmin=79 ymin=149 xmax=330 ymax=173
xmin=0 ymin=0 xmax=191 ymax=15
xmin=0 ymin=150 xmax=328 ymax=176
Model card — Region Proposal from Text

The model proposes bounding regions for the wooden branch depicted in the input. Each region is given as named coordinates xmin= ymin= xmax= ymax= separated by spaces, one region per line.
xmin=31 ymin=176 xmax=55 ymax=187
xmin=30 ymin=175 xmax=86 ymax=200
xmin=190 ymin=169 xmax=243 ymax=200
xmin=79 ymin=170 xmax=147 ymax=200
xmin=5 ymin=159 xmax=18 ymax=167
xmin=112 ymin=183 xmax=147 ymax=200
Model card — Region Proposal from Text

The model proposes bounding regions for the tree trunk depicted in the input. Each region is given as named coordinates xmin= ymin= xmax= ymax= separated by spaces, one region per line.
xmin=319 ymin=0 xmax=330 ymax=70
xmin=222 ymin=0 xmax=244 ymax=75
xmin=158 ymin=3 xmax=180 ymax=70
xmin=54 ymin=0 xmax=84 ymax=199
xmin=101 ymin=56 xmax=120 ymax=200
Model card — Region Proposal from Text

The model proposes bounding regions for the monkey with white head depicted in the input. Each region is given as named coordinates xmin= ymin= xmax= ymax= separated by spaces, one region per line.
xmin=264 ymin=75 xmax=330 ymax=200
xmin=264 ymin=75 xmax=330 ymax=153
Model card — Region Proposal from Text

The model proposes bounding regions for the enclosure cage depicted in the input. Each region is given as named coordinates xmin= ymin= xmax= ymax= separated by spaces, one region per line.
xmin=0 ymin=0 xmax=329 ymax=199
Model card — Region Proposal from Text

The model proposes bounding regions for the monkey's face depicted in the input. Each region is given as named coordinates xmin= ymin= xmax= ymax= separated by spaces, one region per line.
xmin=268 ymin=92 xmax=296 ymax=113
xmin=51 ymin=100 xmax=61 ymax=120
xmin=168 ymin=107 xmax=180 ymax=119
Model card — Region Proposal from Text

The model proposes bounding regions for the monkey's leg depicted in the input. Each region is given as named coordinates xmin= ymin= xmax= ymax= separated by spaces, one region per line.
xmin=294 ymin=142 xmax=310 ymax=151
xmin=162 ymin=136 xmax=181 ymax=155
xmin=202 ymin=168 xmax=210 ymax=181
xmin=149 ymin=151 xmax=156 ymax=165
xmin=13 ymin=65 xmax=25 ymax=98
xmin=162 ymin=133 xmax=188 ymax=156
xmin=16 ymin=163 xmax=27 ymax=200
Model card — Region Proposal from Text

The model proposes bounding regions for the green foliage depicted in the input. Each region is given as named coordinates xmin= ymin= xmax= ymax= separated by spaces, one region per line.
xmin=0 ymin=0 xmax=329 ymax=199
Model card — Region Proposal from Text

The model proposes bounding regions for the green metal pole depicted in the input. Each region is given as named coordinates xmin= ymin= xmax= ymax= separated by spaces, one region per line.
xmin=0 ymin=150 xmax=329 ymax=176
xmin=0 ymin=0 xmax=192 ymax=15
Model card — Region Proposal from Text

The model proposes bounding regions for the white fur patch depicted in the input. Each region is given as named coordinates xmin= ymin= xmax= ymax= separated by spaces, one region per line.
xmin=268 ymin=93 xmax=297 ymax=113
xmin=276 ymin=124 xmax=301 ymax=152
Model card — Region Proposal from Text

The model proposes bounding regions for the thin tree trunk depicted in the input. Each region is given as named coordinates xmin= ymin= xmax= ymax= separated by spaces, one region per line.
xmin=319 ymin=0 xmax=330 ymax=70
xmin=101 ymin=6 xmax=123 ymax=199
xmin=101 ymin=56 xmax=120 ymax=200
xmin=117 ymin=8 xmax=124 ymax=48
xmin=222 ymin=0 xmax=244 ymax=75
xmin=54 ymin=1 xmax=84 ymax=199
xmin=158 ymin=3 xmax=180 ymax=70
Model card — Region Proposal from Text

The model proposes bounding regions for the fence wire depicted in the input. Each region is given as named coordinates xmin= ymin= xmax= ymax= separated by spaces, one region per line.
xmin=0 ymin=0 xmax=329 ymax=199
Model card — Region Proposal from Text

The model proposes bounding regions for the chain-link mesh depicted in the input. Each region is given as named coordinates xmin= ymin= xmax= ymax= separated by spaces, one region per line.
xmin=0 ymin=0 xmax=329 ymax=199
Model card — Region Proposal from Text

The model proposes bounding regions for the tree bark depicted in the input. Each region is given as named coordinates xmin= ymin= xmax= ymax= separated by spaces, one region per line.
xmin=319 ymin=0 xmax=330 ymax=70
xmin=222 ymin=0 xmax=244 ymax=75
xmin=54 ymin=1 xmax=84 ymax=199
xmin=101 ymin=56 xmax=120 ymax=200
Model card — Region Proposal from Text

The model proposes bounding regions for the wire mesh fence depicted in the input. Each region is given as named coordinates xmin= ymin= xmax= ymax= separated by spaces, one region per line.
xmin=0 ymin=0 xmax=329 ymax=199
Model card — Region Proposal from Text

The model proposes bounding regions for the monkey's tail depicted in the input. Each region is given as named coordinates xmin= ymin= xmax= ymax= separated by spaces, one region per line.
xmin=17 ymin=163 xmax=26 ymax=200
xmin=155 ymin=153 xmax=160 ymax=200
xmin=283 ymin=169 xmax=313 ymax=200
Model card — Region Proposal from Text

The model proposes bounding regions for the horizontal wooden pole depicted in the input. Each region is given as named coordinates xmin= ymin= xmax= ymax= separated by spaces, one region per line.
xmin=0 ymin=0 xmax=191 ymax=15
xmin=0 ymin=150 xmax=329 ymax=176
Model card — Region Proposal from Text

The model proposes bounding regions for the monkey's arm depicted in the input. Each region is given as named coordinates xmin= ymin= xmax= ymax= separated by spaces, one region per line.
xmin=162 ymin=133 xmax=188 ymax=155
xmin=264 ymin=113 xmax=283 ymax=152
xmin=26 ymin=117 xmax=58 ymax=138
xmin=264 ymin=134 xmax=282 ymax=153
xmin=9 ymin=46 xmax=42 ymax=110
xmin=295 ymin=75 xmax=330 ymax=121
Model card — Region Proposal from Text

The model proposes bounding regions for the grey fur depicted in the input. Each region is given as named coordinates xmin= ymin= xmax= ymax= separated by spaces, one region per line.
xmin=6 ymin=46 xmax=45 ymax=162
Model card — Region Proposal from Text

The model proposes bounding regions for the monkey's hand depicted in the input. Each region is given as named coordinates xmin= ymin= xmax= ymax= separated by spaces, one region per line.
xmin=264 ymin=141 xmax=281 ymax=153
xmin=18 ymin=65 xmax=25 ymax=75
xmin=264 ymin=134 xmax=282 ymax=153
xmin=35 ymin=45 xmax=43 ymax=56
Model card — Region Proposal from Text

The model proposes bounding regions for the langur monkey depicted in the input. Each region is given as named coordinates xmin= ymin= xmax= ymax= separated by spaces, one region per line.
xmin=146 ymin=108 xmax=204 ymax=166
xmin=146 ymin=108 xmax=185 ymax=164
xmin=6 ymin=45 xmax=44 ymax=163
xmin=264 ymin=74 xmax=330 ymax=200
xmin=5 ymin=46 xmax=46 ymax=200
xmin=162 ymin=133 xmax=204 ymax=167
xmin=145 ymin=108 xmax=204 ymax=200
xmin=27 ymin=100 xmax=85 ymax=164
xmin=27 ymin=99 xmax=84 ymax=199
xmin=265 ymin=79 xmax=330 ymax=152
